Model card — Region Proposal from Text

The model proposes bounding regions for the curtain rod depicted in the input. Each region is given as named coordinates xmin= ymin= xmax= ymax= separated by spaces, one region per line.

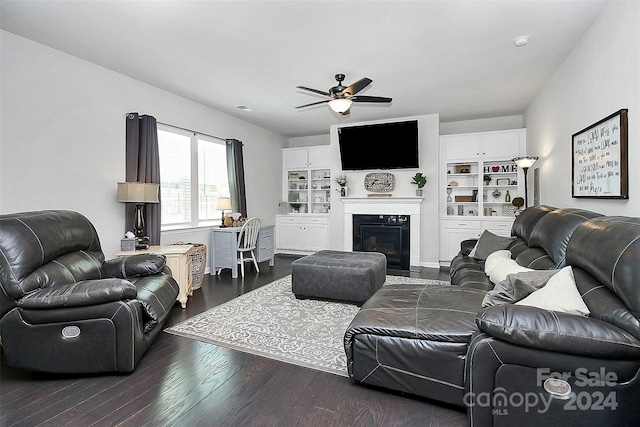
xmin=127 ymin=113 xmax=231 ymax=142
xmin=156 ymin=121 xmax=229 ymax=142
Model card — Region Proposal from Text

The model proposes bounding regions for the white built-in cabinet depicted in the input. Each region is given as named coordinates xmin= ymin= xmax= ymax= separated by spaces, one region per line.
xmin=277 ymin=146 xmax=331 ymax=254
xmin=439 ymin=129 xmax=526 ymax=265
xmin=276 ymin=216 xmax=330 ymax=253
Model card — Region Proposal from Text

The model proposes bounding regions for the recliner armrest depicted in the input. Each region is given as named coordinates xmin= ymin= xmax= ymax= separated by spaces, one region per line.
xmin=476 ymin=305 xmax=640 ymax=360
xmin=17 ymin=279 xmax=137 ymax=309
xmin=102 ymin=253 xmax=167 ymax=278
xmin=460 ymin=239 xmax=478 ymax=255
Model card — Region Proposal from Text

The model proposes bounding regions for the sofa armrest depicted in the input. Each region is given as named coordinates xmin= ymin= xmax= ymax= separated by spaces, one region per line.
xmin=17 ymin=279 xmax=137 ymax=309
xmin=460 ymin=239 xmax=478 ymax=255
xmin=102 ymin=253 xmax=167 ymax=278
xmin=476 ymin=305 xmax=640 ymax=360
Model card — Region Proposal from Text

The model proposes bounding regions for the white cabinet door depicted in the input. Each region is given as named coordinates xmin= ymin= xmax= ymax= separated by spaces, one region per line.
xmin=307 ymin=146 xmax=330 ymax=168
xmin=302 ymin=217 xmax=329 ymax=251
xmin=276 ymin=215 xmax=329 ymax=252
xmin=480 ymin=130 xmax=525 ymax=159
xmin=276 ymin=217 xmax=304 ymax=251
xmin=283 ymin=148 xmax=309 ymax=168
xmin=304 ymin=223 xmax=329 ymax=252
xmin=444 ymin=134 xmax=480 ymax=160
xmin=442 ymin=229 xmax=481 ymax=262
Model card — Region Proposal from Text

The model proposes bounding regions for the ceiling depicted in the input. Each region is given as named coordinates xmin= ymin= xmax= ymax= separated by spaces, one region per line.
xmin=1 ymin=1 xmax=608 ymax=138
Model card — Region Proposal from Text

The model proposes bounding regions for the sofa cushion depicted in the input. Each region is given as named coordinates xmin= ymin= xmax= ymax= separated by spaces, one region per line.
xmin=0 ymin=210 xmax=104 ymax=299
xmin=515 ymin=266 xmax=590 ymax=316
xmin=528 ymin=208 xmax=603 ymax=268
xmin=344 ymin=283 xmax=486 ymax=406
xmin=477 ymin=304 xmax=640 ymax=359
xmin=469 ymin=230 xmax=515 ymax=260
xmin=567 ymin=216 xmax=640 ymax=324
xmin=482 ymin=269 xmax=559 ymax=307
xmin=488 ymin=258 xmax=532 ymax=285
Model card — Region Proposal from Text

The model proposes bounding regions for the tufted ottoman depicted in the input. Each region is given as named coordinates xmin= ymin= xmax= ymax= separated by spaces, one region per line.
xmin=291 ymin=250 xmax=386 ymax=305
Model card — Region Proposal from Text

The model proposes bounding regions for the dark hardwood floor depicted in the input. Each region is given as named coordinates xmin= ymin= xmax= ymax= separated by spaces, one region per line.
xmin=1 ymin=255 xmax=467 ymax=427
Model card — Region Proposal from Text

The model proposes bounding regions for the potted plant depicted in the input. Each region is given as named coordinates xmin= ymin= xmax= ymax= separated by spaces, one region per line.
xmin=483 ymin=174 xmax=492 ymax=186
xmin=335 ymin=175 xmax=348 ymax=197
xmin=411 ymin=172 xmax=427 ymax=196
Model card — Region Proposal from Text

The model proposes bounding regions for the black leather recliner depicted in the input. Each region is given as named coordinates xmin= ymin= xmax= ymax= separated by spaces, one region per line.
xmin=0 ymin=210 xmax=179 ymax=373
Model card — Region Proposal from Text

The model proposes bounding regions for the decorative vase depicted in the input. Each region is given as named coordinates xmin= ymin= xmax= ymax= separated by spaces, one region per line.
xmin=416 ymin=189 xmax=423 ymax=196
xmin=340 ymin=186 xmax=348 ymax=197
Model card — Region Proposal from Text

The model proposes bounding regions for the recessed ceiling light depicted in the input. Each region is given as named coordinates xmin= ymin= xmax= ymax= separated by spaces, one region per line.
xmin=236 ymin=105 xmax=253 ymax=112
xmin=513 ymin=35 xmax=530 ymax=48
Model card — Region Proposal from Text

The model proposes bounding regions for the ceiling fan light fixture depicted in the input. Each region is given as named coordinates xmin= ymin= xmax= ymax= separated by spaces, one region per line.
xmin=328 ymin=98 xmax=352 ymax=113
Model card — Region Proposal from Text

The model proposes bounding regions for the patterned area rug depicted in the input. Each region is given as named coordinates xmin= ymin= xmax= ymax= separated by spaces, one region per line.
xmin=165 ymin=275 xmax=449 ymax=377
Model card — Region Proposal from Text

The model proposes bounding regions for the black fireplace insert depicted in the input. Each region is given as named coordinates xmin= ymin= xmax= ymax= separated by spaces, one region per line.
xmin=353 ymin=214 xmax=410 ymax=270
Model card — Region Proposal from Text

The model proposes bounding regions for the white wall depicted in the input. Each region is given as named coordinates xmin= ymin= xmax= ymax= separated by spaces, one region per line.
xmin=525 ymin=1 xmax=639 ymax=215
xmin=329 ymin=114 xmax=441 ymax=267
xmin=0 ymin=31 xmax=287 ymax=259
xmin=288 ymin=134 xmax=330 ymax=147
xmin=440 ymin=115 xmax=524 ymax=135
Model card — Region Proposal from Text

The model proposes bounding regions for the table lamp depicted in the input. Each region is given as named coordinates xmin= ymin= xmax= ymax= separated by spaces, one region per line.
xmin=117 ymin=182 xmax=160 ymax=248
xmin=215 ymin=197 xmax=232 ymax=228
xmin=512 ymin=156 xmax=538 ymax=208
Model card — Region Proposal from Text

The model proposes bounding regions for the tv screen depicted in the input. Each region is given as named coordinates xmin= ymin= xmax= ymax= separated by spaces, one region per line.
xmin=338 ymin=120 xmax=419 ymax=170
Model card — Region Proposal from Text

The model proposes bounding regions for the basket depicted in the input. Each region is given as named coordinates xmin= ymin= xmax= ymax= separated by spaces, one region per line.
xmin=175 ymin=242 xmax=207 ymax=290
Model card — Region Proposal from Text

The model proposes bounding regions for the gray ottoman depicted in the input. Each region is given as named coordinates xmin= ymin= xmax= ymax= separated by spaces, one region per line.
xmin=292 ymin=250 xmax=387 ymax=305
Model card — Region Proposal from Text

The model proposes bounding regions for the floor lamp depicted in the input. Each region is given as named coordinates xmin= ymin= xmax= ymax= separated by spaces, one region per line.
xmin=512 ymin=156 xmax=538 ymax=208
xmin=117 ymin=182 xmax=160 ymax=249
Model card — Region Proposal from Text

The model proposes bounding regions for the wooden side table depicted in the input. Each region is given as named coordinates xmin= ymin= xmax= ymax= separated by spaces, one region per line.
xmin=115 ymin=244 xmax=195 ymax=309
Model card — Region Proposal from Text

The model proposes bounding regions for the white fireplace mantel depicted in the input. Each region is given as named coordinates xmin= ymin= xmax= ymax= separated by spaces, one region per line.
xmin=342 ymin=197 xmax=423 ymax=268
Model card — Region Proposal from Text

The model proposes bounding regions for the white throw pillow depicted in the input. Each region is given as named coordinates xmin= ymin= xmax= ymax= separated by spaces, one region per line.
xmin=488 ymin=258 xmax=533 ymax=285
xmin=484 ymin=250 xmax=512 ymax=276
xmin=516 ymin=266 xmax=590 ymax=316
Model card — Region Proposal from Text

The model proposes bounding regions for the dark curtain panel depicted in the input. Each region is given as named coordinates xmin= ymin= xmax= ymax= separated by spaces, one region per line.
xmin=125 ymin=113 xmax=161 ymax=245
xmin=226 ymin=138 xmax=247 ymax=217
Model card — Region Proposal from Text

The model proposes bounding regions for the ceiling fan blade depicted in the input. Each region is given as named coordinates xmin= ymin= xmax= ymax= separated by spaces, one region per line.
xmin=295 ymin=100 xmax=330 ymax=109
xmin=296 ymin=86 xmax=330 ymax=97
xmin=352 ymin=95 xmax=392 ymax=103
xmin=343 ymin=78 xmax=372 ymax=96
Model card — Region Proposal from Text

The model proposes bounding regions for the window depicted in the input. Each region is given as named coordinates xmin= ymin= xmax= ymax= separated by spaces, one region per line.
xmin=158 ymin=124 xmax=229 ymax=229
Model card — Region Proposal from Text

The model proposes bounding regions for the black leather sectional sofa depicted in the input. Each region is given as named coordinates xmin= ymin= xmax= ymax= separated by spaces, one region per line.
xmin=0 ymin=210 xmax=179 ymax=373
xmin=344 ymin=207 xmax=640 ymax=426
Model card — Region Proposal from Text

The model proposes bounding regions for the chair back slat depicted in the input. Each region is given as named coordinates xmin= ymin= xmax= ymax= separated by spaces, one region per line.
xmin=237 ymin=218 xmax=261 ymax=251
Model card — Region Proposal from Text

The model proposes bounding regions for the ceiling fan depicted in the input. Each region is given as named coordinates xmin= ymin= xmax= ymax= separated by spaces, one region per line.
xmin=296 ymin=74 xmax=392 ymax=115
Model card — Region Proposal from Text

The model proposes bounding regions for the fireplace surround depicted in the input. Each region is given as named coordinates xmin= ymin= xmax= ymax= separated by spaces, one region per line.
xmin=343 ymin=197 xmax=423 ymax=269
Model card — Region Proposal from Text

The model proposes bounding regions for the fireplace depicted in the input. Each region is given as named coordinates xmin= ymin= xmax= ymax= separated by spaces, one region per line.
xmin=353 ymin=215 xmax=410 ymax=270
xmin=342 ymin=197 xmax=423 ymax=269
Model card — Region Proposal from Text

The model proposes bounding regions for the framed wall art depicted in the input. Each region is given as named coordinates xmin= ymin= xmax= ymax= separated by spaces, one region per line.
xmin=572 ymin=109 xmax=628 ymax=199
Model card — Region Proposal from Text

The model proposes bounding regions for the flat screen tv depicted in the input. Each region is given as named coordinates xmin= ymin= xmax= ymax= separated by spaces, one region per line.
xmin=338 ymin=120 xmax=419 ymax=170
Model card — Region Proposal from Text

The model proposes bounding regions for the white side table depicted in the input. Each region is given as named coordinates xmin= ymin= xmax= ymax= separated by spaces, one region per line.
xmin=115 ymin=244 xmax=195 ymax=308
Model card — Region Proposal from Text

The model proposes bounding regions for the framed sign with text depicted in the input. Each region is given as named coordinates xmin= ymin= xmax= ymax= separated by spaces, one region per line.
xmin=572 ymin=109 xmax=628 ymax=199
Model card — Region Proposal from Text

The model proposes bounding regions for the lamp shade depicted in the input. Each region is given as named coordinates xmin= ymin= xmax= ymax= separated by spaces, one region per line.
xmin=215 ymin=197 xmax=232 ymax=210
xmin=328 ymin=98 xmax=352 ymax=113
xmin=512 ymin=156 xmax=539 ymax=169
xmin=117 ymin=182 xmax=159 ymax=203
